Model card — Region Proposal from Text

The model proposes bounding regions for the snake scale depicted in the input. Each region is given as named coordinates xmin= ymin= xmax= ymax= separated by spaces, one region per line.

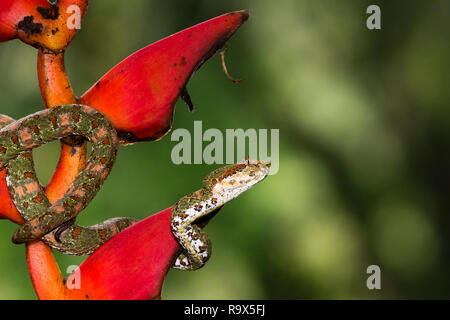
xmin=0 ymin=105 xmax=137 ymax=255
xmin=0 ymin=104 xmax=271 ymax=265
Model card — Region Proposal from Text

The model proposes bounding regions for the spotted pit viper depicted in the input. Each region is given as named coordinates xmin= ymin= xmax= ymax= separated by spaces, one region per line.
xmin=0 ymin=104 xmax=270 ymax=262
xmin=171 ymin=159 xmax=271 ymax=270
xmin=0 ymin=105 xmax=137 ymax=255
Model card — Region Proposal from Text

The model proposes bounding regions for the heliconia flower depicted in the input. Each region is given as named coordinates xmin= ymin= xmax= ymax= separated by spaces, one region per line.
xmin=79 ymin=10 xmax=249 ymax=144
xmin=0 ymin=9 xmax=250 ymax=300
xmin=0 ymin=0 xmax=89 ymax=52
xmin=27 ymin=207 xmax=178 ymax=300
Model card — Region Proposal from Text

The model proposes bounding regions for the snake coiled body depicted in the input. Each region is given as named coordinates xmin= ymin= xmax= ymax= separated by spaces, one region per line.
xmin=171 ymin=159 xmax=270 ymax=270
xmin=0 ymin=104 xmax=270 ymax=259
xmin=0 ymin=105 xmax=137 ymax=255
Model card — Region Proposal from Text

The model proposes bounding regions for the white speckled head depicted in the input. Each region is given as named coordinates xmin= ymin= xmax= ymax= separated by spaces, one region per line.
xmin=210 ymin=159 xmax=271 ymax=205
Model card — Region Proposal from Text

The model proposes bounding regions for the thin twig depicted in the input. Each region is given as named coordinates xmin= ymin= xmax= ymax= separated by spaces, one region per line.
xmin=220 ymin=49 xmax=243 ymax=83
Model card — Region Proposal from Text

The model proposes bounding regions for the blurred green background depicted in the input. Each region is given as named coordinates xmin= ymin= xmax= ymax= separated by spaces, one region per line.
xmin=0 ymin=0 xmax=449 ymax=299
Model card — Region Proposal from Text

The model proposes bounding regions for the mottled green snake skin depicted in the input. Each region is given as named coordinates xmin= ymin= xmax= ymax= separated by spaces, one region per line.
xmin=0 ymin=105 xmax=137 ymax=255
xmin=171 ymin=159 xmax=271 ymax=270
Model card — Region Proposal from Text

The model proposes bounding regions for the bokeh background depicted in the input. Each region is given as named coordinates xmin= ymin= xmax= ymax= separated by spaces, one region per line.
xmin=0 ymin=0 xmax=449 ymax=299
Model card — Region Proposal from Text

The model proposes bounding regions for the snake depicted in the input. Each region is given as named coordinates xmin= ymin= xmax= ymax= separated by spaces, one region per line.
xmin=0 ymin=104 xmax=137 ymax=255
xmin=0 ymin=104 xmax=271 ymax=262
xmin=171 ymin=159 xmax=271 ymax=271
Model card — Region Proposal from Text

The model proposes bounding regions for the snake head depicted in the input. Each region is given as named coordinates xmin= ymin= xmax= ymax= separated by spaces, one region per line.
xmin=204 ymin=159 xmax=271 ymax=206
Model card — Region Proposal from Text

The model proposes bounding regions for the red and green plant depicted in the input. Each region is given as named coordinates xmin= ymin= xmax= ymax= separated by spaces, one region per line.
xmin=0 ymin=0 xmax=248 ymax=300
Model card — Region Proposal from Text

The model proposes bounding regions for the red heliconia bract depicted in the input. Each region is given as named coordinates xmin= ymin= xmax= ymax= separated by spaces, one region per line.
xmin=66 ymin=208 xmax=178 ymax=300
xmin=80 ymin=10 xmax=249 ymax=143
xmin=0 ymin=0 xmax=89 ymax=51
